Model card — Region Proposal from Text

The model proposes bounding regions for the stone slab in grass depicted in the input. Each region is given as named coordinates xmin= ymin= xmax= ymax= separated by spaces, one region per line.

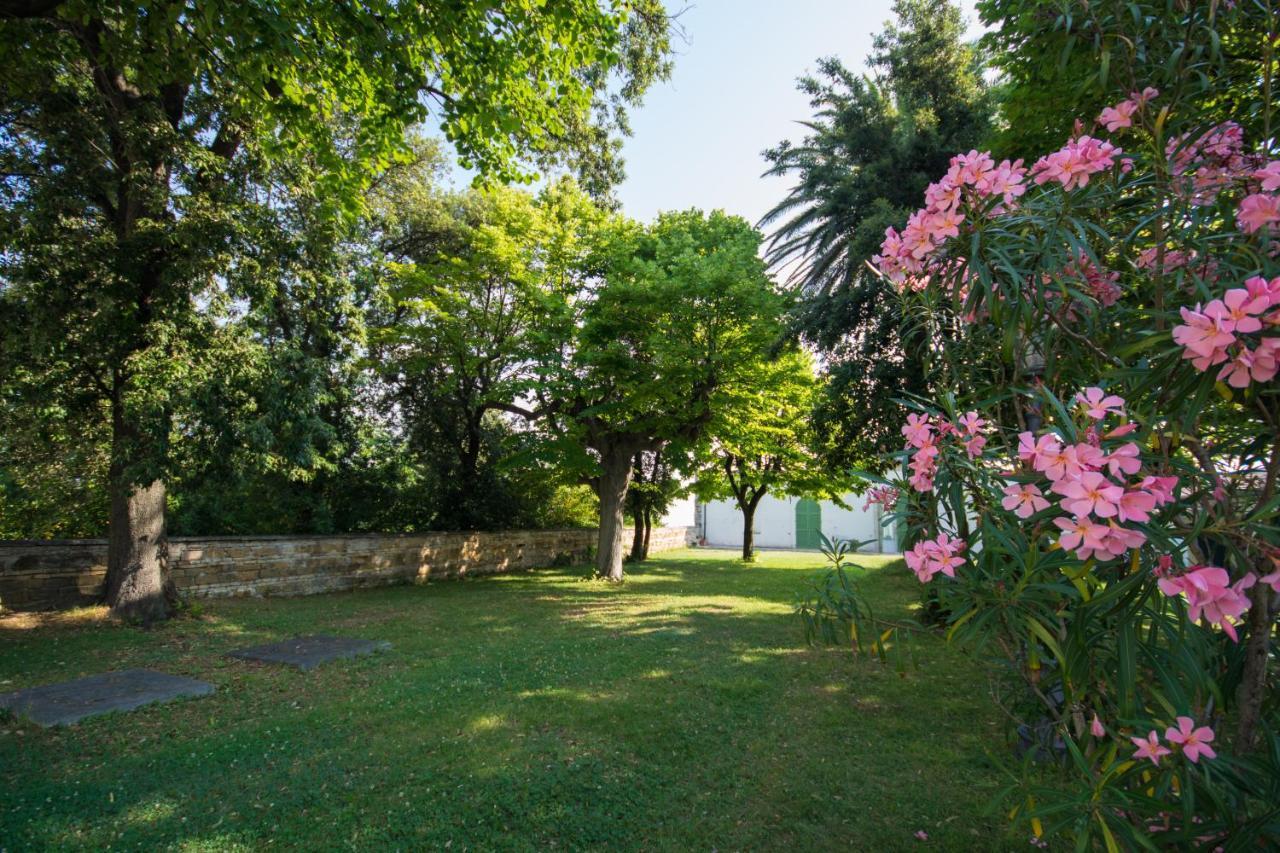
xmin=0 ymin=669 xmax=214 ymax=727
xmin=227 ymin=635 xmax=391 ymax=671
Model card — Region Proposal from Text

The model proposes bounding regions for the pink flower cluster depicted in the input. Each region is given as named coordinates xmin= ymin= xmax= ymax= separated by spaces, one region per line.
xmin=1049 ymin=251 xmax=1122 ymax=315
xmin=875 ymin=150 xmax=1026 ymax=289
xmin=1132 ymin=717 xmax=1217 ymax=766
xmin=1135 ymin=246 xmax=1218 ymax=284
xmin=1161 ymin=121 xmax=1277 ymax=228
xmin=1172 ymin=276 xmax=1280 ymax=387
xmin=900 ymin=411 xmax=987 ymax=493
xmin=1030 ymin=135 xmax=1123 ymax=191
xmin=861 ymin=485 xmax=901 ymax=512
xmin=1238 ymin=157 xmax=1280 ymax=234
xmin=1015 ymin=388 xmax=1175 ymax=561
xmin=1239 ymin=191 xmax=1280 ymax=234
xmin=1157 ymin=565 xmax=1255 ymax=641
xmin=1164 ymin=121 xmax=1263 ymax=208
xmin=1097 ymin=87 xmax=1158 ymax=132
xmin=904 ymin=533 xmax=966 ymax=583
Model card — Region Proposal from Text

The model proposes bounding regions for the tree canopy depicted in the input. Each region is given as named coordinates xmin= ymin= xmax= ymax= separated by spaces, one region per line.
xmin=0 ymin=0 xmax=672 ymax=620
xmin=693 ymin=347 xmax=834 ymax=561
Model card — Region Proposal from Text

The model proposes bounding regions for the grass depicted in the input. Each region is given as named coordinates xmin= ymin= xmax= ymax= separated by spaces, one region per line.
xmin=0 ymin=549 xmax=1025 ymax=851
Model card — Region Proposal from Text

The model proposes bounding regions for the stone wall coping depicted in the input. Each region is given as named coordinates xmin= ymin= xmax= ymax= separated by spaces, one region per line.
xmin=0 ymin=527 xmax=627 ymax=548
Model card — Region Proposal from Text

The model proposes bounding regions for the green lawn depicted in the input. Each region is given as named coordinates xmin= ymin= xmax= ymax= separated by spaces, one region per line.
xmin=0 ymin=549 xmax=1023 ymax=851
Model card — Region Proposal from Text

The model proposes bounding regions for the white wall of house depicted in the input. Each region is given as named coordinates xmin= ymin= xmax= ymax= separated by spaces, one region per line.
xmin=661 ymin=494 xmax=697 ymax=528
xmin=695 ymin=493 xmax=898 ymax=553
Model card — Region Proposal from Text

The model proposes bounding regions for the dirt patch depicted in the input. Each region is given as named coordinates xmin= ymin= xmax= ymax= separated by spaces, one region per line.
xmin=0 ymin=606 xmax=114 ymax=633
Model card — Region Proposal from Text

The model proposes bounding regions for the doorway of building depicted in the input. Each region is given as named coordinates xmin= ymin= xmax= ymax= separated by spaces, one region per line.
xmin=795 ymin=499 xmax=822 ymax=549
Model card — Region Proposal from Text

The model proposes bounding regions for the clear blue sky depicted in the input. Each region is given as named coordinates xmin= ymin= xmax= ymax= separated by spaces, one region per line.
xmin=614 ymin=0 xmax=984 ymax=227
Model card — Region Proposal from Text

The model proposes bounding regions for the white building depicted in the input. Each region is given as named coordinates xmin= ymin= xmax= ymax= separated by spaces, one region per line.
xmin=692 ymin=493 xmax=898 ymax=553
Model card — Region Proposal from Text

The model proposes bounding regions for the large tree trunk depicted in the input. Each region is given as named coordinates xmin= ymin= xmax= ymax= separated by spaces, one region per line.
xmin=595 ymin=447 xmax=634 ymax=581
xmin=105 ymin=398 xmax=172 ymax=623
xmin=106 ymin=478 xmax=170 ymax=623
xmin=1235 ymin=578 xmax=1276 ymax=751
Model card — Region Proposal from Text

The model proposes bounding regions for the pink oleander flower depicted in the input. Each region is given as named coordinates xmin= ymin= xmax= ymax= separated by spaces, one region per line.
xmin=1099 ymin=522 xmax=1146 ymax=559
xmin=1257 ymin=161 xmax=1280 ymax=192
xmin=1245 ymin=274 xmax=1280 ymax=308
xmin=905 ymin=533 xmax=967 ymax=583
xmin=1056 ymin=470 xmax=1125 ymax=518
xmin=963 ymin=434 xmax=987 ymax=458
xmin=861 ymin=485 xmax=901 ymax=512
xmin=902 ymin=413 xmax=934 ymax=448
xmin=1132 ymin=730 xmax=1171 ymax=765
xmin=1031 ymin=136 xmax=1122 ymax=190
xmin=1018 ymin=431 xmax=1061 ymax=470
xmin=1097 ymin=88 xmax=1156 ymax=133
xmin=908 ymin=475 xmax=933 ymax=493
xmin=1054 ymin=515 xmax=1110 ymax=560
xmin=1132 ymin=86 xmax=1159 ymax=106
xmin=1116 ymin=488 xmax=1157 ymax=523
xmin=907 ymin=440 xmax=938 ymax=494
xmin=1172 ymin=304 xmax=1235 ymax=370
xmin=1099 ymin=100 xmax=1138 ymax=132
xmin=1154 ymin=555 xmax=1174 ymax=578
xmin=1001 ymin=483 xmax=1050 ymax=518
xmin=1043 ymin=443 xmax=1105 ymax=484
xmin=1260 ymin=569 xmax=1280 ymax=592
xmin=1075 ymin=386 xmax=1125 ymax=420
xmin=974 ymin=158 xmax=1027 ymax=205
xmin=913 ymin=830 xmax=929 ymax=842
xmin=957 ymin=411 xmax=985 ymax=435
xmin=1217 ymin=342 xmax=1279 ymax=387
xmin=1090 ymin=713 xmax=1105 ymax=738
xmin=1158 ymin=566 xmax=1255 ymax=641
xmin=1165 ymin=717 xmax=1217 ymax=763
xmin=1105 ymin=442 xmax=1142 ymax=478
xmin=1239 ymin=193 xmax=1280 ymax=234
xmin=1140 ymin=476 xmax=1179 ymax=506
xmin=1214 ymin=288 xmax=1268 ymax=333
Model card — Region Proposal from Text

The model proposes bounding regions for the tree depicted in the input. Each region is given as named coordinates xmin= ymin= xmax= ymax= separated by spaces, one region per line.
xmin=625 ymin=449 xmax=685 ymax=562
xmin=760 ymin=0 xmax=993 ymax=473
xmin=373 ymin=178 xmax=605 ymax=528
xmin=522 ymin=210 xmax=786 ymax=581
xmin=0 ymin=0 xmax=670 ymax=621
xmin=693 ymin=348 xmax=831 ymax=561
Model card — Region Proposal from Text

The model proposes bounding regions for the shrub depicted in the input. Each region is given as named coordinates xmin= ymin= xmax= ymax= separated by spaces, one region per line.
xmin=851 ymin=2 xmax=1280 ymax=845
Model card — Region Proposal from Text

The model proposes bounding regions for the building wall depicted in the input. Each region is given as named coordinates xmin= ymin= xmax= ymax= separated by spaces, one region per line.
xmin=698 ymin=494 xmax=896 ymax=553
xmin=0 ymin=526 xmax=696 ymax=612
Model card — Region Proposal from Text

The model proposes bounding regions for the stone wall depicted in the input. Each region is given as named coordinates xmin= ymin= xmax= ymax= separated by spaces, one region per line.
xmin=0 ymin=527 xmax=695 ymax=612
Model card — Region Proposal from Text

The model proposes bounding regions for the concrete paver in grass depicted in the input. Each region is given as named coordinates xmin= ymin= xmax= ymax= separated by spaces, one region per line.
xmin=228 ymin=635 xmax=391 ymax=671
xmin=0 ymin=669 xmax=214 ymax=727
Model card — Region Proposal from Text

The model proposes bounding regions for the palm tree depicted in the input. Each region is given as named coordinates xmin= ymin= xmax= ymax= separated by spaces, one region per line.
xmin=757 ymin=0 xmax=992 ymax=472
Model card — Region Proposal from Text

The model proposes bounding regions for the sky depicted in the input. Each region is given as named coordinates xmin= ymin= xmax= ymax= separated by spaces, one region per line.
xmin=613 ymin=0 xmax=985 ymax=227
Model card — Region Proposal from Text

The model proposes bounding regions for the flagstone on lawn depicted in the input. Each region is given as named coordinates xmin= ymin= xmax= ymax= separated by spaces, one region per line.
xmin=0 ymin=669 xmax=214 ymax=727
